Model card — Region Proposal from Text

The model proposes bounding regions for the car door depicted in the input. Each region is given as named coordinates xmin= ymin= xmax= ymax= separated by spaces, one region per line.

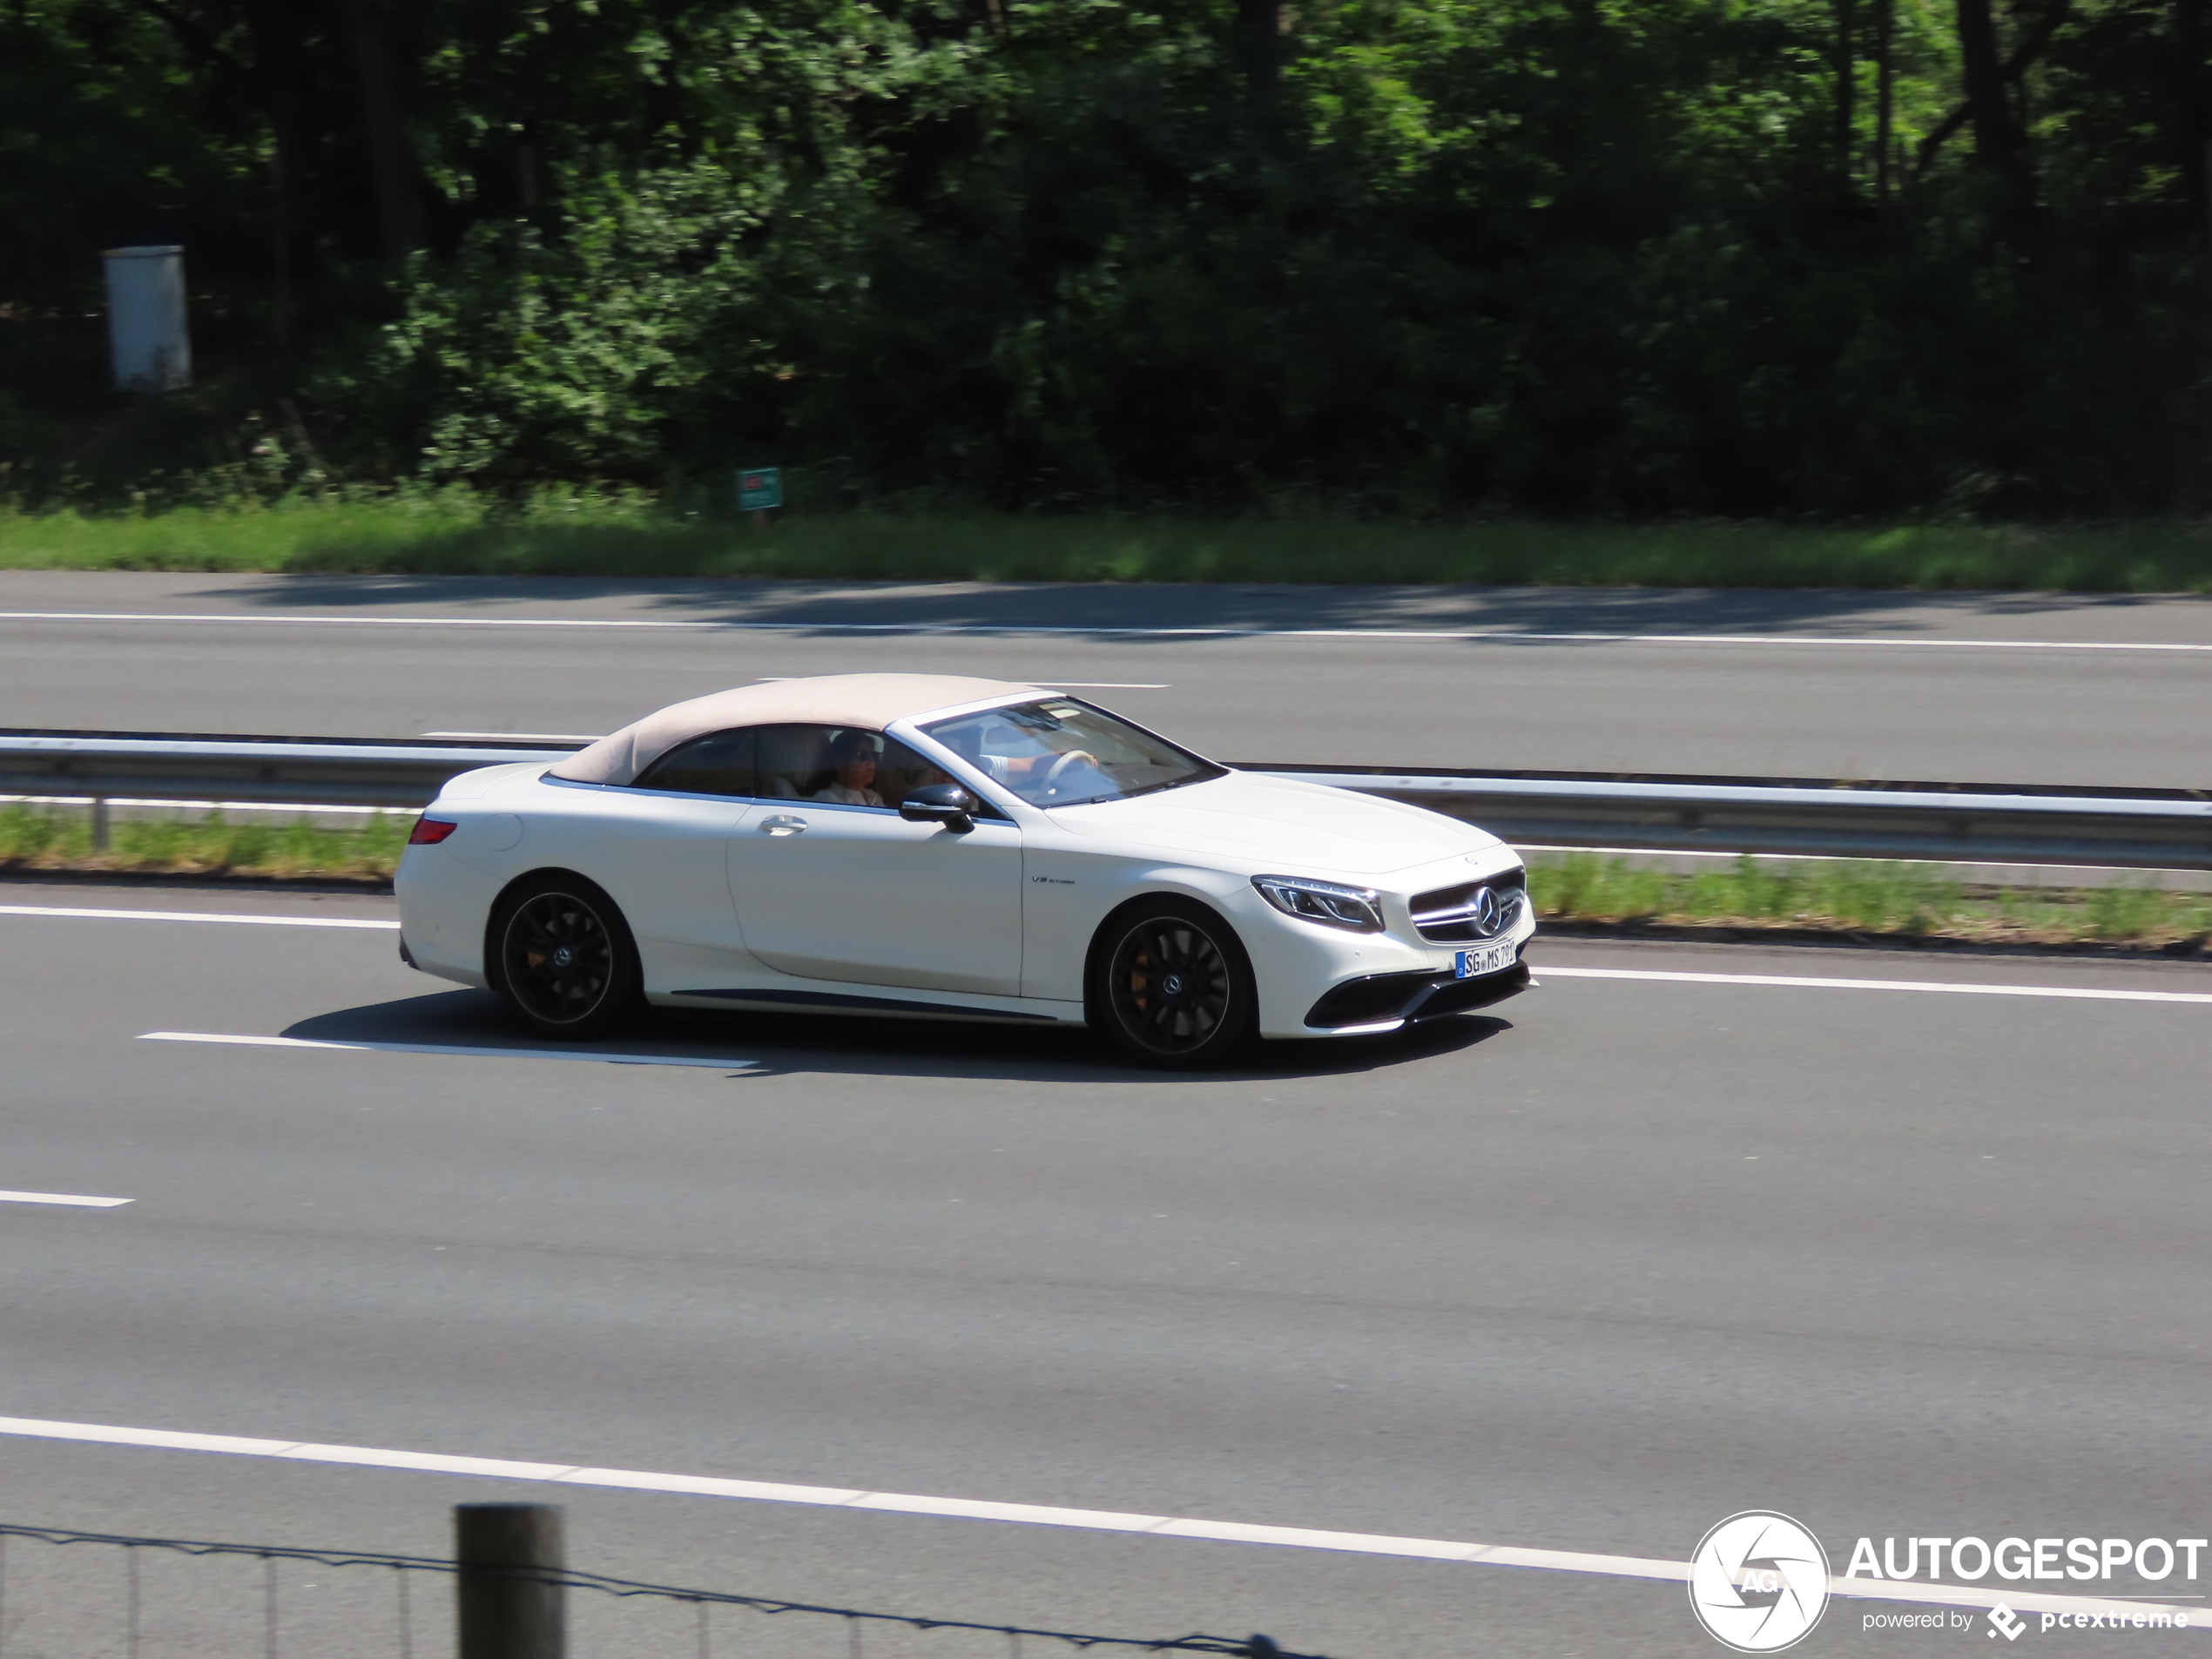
xmin=725 ymin=725 xmax=1023 ymax=995
xmin=598 ymin=726 xmax=760 ymax=969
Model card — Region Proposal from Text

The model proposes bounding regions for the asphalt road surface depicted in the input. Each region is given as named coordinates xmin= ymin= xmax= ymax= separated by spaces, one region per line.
xmin=4 ymin=571 xmax=2211 ymax=786
xmin=3 ymin=881 xmax=2209 ymax=1657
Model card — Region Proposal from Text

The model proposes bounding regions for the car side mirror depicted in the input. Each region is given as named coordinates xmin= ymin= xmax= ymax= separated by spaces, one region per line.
xmin=900 ymin=782 xmax=976 ymax=833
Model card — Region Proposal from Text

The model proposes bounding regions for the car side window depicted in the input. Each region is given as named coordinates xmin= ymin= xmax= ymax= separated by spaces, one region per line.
xmin=630 ymin=723 xmax=1008 ymax=819
xmin=631 ymin=727 xmax=758 ymax=797
xmin=873 ymin=735 xmax=949 ymax=808
xmin=744 ymin=725 xmax=1007 ymax=817
xmin=755 ymin=725 xmax=838 ymax=802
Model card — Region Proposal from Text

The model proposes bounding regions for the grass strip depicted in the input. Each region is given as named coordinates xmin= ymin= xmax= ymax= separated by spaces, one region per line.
xmin=1530 ymin=853 xmax=2212 ymax=949
xmin=0 ymin=803 xmax=410 ymax=881
xmin=6 ymin=494 xmax=2212 ymax=590
xmin=3 ymin=804 xmax=2207 ymax=952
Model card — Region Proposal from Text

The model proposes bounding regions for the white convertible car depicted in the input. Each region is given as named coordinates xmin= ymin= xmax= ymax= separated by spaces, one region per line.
xmin=395 ymin=674 xmax=1533 ymax=1066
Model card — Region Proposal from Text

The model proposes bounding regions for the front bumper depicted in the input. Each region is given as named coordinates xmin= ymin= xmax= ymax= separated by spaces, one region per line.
xmin=1237 ymin=866 xmax=1536 ymax=1038
xmin=1303 ymin=956 xmax=1530 ymax=1031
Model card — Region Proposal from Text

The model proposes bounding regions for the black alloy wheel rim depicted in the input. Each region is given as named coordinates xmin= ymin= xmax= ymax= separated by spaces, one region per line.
xmin=1108 ymin=918 xmax=1233 ymax=1055
xmin=503 ymin=892 xmax=615 ymax=1024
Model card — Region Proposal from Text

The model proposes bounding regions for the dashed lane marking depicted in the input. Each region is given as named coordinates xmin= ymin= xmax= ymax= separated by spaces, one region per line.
xmin=0 ymin=905 xmax=397 ymax=929
xmin=138 ymin=1031 xmax=753 ymax=1069
xmin=0 ymin=1191 xmax=132 ymax=1208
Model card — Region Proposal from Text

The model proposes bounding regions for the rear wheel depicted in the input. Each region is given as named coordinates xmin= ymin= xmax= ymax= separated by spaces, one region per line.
xmin=1088 ymin=898 xmax=1257 ymax=1069
xmin=488 ymin=874 xmax=642 ymax=1040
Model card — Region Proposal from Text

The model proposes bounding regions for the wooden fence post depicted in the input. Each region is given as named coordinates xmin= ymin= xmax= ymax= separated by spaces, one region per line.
xmin=455 ymin=1504 xmax=564 ymax=1659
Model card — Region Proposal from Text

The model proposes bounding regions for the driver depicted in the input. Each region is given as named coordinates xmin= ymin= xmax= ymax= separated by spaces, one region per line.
xmin=811 ymin=731 xmax=887 ymax=806
xmin=939 ymin=718 xmax=1105 ymax=800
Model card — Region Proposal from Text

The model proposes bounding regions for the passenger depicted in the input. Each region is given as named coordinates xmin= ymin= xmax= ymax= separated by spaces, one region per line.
xmin=812 ymin=732 xmax=886 ymax=806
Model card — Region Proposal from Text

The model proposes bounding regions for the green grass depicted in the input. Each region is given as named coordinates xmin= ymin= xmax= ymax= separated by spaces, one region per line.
xmin=0 ymin=803 xmax=410 ymax=880
xmin=5 ymin=806 xmax=2206 ymax=949
xmin=1531 ymin=853 xmax=2212 ymax=947
xmin=7 ymin=490 xmax=2212 ymax=588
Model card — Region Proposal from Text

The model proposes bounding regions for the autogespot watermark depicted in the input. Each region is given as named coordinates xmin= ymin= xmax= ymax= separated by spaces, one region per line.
xmin=1690 ymin=1512 xmax=1832 ymax=1652
xmin=1845 ymin=1534 xmax=2209 ymax=1588
xmin=1858 ymin=1604 xmax=2196 ymax=1638
xmin=1690 ymin=1517 xmax=2208 ymax=1647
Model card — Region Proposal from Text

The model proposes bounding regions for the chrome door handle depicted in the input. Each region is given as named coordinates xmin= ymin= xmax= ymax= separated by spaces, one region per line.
xmin=760 ymin=813 xmax=807 ymax=836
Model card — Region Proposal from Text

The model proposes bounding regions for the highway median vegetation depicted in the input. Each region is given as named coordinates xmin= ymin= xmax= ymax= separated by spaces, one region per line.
xmin=0 ymin=803 xmax=409 ymax=881
xmin=7 ymin=495 xmax=2212 ymax=590
xmin=1530 ymin=852 xmax=2212 ymax=951
xmin=3 ymin=804 xmax=2205 ymax=951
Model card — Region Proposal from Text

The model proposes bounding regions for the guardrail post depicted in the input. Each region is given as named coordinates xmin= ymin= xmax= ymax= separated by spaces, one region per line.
xmin=89 ymin=796 xmax=111 ymax=852
xmin=456 ymin=1503 xmax=565 ymax=1659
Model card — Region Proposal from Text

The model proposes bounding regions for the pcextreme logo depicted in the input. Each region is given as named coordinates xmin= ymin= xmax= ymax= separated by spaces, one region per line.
xmin=1689 ymin=1512 xmax=1832 ymax=1653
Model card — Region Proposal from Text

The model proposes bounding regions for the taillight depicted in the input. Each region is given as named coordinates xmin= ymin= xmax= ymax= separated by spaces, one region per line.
xmin=408 ymin=817 xmax=459 ymax=845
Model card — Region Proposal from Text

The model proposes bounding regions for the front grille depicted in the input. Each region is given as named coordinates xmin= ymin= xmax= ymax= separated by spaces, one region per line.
xmin=1410 ymin=867 xmax=1526 ymax=943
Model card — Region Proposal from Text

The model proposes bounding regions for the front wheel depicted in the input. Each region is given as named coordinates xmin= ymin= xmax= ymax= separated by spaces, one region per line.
xmin=1087 ymin=898 xmax=1257 ymax=1069
xmin=488 ymin=874 xmax=643 ymax=1040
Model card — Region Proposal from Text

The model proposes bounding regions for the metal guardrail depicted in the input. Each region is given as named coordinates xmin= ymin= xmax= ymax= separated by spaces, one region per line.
xmin=0 ymin=729 xmax=574 ymax=808
xmin=1245 ymin=765 xmax=2212 ymax=870
xmin=4 ymin=729 xmax=2209 ymax=870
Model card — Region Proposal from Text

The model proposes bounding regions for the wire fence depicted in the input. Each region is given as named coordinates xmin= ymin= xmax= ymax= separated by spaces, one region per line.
xmin=0 ymin=1519 xmax=1330 ymax=1659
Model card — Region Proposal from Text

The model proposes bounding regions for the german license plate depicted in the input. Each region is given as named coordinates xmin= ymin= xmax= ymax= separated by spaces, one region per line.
xmin=1455 ymin=941 xmax=1515 ymax=979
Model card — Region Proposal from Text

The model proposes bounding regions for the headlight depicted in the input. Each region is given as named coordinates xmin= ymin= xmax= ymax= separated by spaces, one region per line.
xmin=1251 ymin=874 xmax=1386 ymax=933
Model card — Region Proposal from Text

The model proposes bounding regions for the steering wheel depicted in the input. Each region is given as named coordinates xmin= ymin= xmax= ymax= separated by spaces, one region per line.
xmin=1041 ymin=749 xmax=1099 ymax=792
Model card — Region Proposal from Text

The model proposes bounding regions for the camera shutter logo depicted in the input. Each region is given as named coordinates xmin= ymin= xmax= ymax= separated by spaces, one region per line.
xmin=1689 ymin=1512 xmax=1831 ymax=1652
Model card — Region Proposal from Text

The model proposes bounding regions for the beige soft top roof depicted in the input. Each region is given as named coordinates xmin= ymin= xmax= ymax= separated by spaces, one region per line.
xmin=548 ymin=673 xmax=1044 ymax=787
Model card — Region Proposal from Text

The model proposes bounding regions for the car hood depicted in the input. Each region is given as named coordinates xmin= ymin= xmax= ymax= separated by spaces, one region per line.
xmin=1046 ymin=771 xmax=1501 ymax=876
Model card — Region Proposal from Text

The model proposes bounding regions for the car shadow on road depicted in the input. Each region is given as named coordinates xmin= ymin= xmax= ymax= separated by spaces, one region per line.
xmin=282 ymin=988 xmax=1515 ymax=1085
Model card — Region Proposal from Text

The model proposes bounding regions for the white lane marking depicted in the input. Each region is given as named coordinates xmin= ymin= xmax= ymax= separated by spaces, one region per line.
xmin=0 ymin=1415 xmax=2195 ymax=1624
xmin=1 ymin=905 xmax=397 ymax=930
xmin=4 ymin=611 xmax=2210 ymax=651
xmin=0 ymin=1190 xmax=132 ymax=1208
xmin=20 ymin=906 xmax=2202 ymax=1007
xmin=1541 ymin=965 xmax=2212 ymax=1004
xmin=138 ymin=1032 xmax=754 ymax=1069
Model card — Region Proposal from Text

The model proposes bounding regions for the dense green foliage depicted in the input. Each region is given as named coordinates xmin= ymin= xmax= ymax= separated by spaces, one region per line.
xmin=8 ymin=0 xmax=2212 ymax=518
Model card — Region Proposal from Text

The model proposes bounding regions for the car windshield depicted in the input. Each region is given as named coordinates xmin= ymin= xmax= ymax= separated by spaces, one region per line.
xmin=919 ymin=699 xmax=1224 ymax=807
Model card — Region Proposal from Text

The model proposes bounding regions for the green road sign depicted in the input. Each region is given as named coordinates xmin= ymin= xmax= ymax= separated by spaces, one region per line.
xmin=736 ymin=467 xmax=783 ymax=511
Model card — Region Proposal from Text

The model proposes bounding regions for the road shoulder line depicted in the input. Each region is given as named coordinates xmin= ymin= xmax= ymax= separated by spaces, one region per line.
xmin=0 ymin=1414 xmax=2197 ymax=1626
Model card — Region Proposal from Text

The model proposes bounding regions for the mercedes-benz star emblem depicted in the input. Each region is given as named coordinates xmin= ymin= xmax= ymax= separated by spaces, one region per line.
xmin=551 ymin=946 xmax=575 ymax=968
xmin=1471 ymin=887 xmax=1501 ymax=934
xmin=1689 ymin=1512 xmax=1830 ymax=1652
xmin=1162 ymin=974 xmax=1185 ymax=997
